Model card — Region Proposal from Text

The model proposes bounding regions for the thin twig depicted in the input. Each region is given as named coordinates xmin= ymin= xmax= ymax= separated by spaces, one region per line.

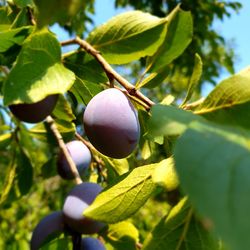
xmin=27 ymin=6 xmax=36 ymax=26
xmin=46 ymin=116 xmax=82 ymax=185
xmin=61 ymin=37 xmax=155 ymax=110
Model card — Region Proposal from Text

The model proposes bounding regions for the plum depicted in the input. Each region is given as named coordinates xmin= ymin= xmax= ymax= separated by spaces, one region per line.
xmin=81 ymin=237 xmax=106 ymax=250
xmin=83 ymin=88 xmax=140 ymax=159
xmin=63 ymin=182 xmax=105 ymax=234
xmin=57 ymin=140 xmax=91 ymax=180
xmin=9 ymin=94 xmax=58 ymax=123
xmin=30 ymin=211 xmax=65 ymax=250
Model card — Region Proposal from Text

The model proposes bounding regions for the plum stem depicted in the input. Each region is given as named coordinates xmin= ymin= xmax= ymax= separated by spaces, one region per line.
xmin=72 ymin=233 xmax=82 ymax=250
xmin=61 ymin=37 xmax=155 ymax=111
xmin=46 ymin=116 xmax=83 ymax=185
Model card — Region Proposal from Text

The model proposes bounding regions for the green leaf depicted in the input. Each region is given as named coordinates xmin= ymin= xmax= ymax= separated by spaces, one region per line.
xmin=181 ymin=53 xmax=203 ymax=106
xmin=105 ymin=221 xmax=139 ymax=250
xmin=136 ymin=66 xmax=169 ymax=89
xmin=41 ymin=238 xmax=72 ymax=250
xmin=196 ymin=66 xmax=250 ymax=129
xmin=152 ymin=158 xmax=179 ymax=191
xmin=52 ymin=95 xmax=76 ymax=122
xmin=0 ymin=153 xmax=17 ymax=206
xmin=143 ymin=198 xmax=221 ymax=250
xmin=30 ymin=119 xmax=76 ymax=142
xmin=147 ymin=5 xmax=193 ymax=72
xmin=33 ymin=0 xmax=82 ymax=28
xmin=13 ymin=0 xmax=33 ymax=8
xmin=3 ymin=29 xmax=75 ymax=105
xmin=148 ymin=104 xmax=204 ymax=137
xmin=84 ymin=163 xmax=158 ymax=223
xmin=0 ymin=26 xmax=32 ymax=53
xmin=87 ymin=11 xmax=168 ymax=64
xmin=0 ymin=133 xmax=12 ymax=150
xmin=103 ymin=157 xmax=130 ymax=175
xmin=70 ymin=76 xmax=103 ymax=105
xmin=174 ymin=121 xmax=250 ymax=250
xmin=16 ymin=148 xmax=33 ymax=196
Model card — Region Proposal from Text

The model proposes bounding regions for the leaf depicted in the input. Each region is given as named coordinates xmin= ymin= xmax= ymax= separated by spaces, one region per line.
xmin=70 ymin=76 xmax=103 ymax=105
xmin=105 ymin=221 xmax=139 ymax=250
xmin=148 ymin=104 xmax=204 ymax=137
xmin=142 ymin=198 xmax=221 ymax=250
xmin=3 ymin=29 xmax=75 ymax=105
xmin=0 ymin=26 xmax=32 ymax=53
xmin=41 ymin=238 xmax=72 ymax=250
xmin=195 ymin=66 xmax=250 ymax=130
xmin=84 ymin=163 xmax=158 ymax=223
xmin=136 ymin=66 xmax=169 ymax=89
xmin=33 ymin=0 xmax=82 ymax=28
xmin=152 ymin=158 xmax=179 ymax=191
xmin=174 ymin=121 xmax=250 ymax=250
xmin=181 ymin=53 xmax=203 ymax=106
xmin=147 ymin=5 xmax=193 ymax=72
xmin=87 ymin=11 xmax=168 ymax=64
xmin=30 ymin=119 xmax=76 ymax=142
xmin=103 ymin=157 xmax=130 ymax=175
xmin=0 ymin=133 xmax=12 ymax=150
xmin=52 ymin=95 xmax=76 ymax=122
xmin=16 ymin=148 xmax=33 ymax=196
xmin=0 ymin=153 xmax=17 ymax=206
xmin=13 ymin=0 xmax=33 ymax=8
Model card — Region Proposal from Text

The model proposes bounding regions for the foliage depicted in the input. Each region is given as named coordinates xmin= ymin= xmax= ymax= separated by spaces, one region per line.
xmin=0 ymin=1 xmax=249 ymax=250
xmin=115 ymin=0 xmax=242 ymax=93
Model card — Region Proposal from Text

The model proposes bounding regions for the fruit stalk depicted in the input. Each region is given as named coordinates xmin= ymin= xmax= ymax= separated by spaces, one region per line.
xmin=46 ymin=116 xmax=82 ymax=184
xmin=61 ymin=37 xmax=155 ymax=111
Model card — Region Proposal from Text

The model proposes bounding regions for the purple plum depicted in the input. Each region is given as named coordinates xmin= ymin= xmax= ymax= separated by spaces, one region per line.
xmin=81 ymin=237 xmax=106 ymax=250
xmin=63 ymin=182 xmax=105 ymax=234
xmin=30 ymin=211 xmax=65 ymax=250
xmin=83 ymin=88 xmax=140 ymax=159
xmin=9 ymin=94 xmax=58 ymax=123
xmin=57 ymin=140 xmax=91 ymax=180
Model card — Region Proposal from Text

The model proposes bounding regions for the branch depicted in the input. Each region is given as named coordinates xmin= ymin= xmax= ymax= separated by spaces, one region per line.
xmin=46 ymin=116 xmax=82 ymax=185
xmin=61 ymin=37 xmax=155 ymax=111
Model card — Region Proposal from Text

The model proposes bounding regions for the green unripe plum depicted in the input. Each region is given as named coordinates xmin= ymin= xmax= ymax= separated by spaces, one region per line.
xmin=63 ymin=182 xmax=105 ymax=234
xmin=9 ymin=94 xmax=58 ymax=123
xmin=30 ymin=211 xmax=65 ymax=250
xmin=57 ymin=140 xmax=91 ymax=180
xmin=83 ymin=88 xmax=140 ymax=159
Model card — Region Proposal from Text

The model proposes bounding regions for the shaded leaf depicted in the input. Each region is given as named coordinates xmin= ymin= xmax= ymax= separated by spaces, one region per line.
xmin=84 ymin=163 xmax=158 ymax=223
xmin=3 ymin=29 xmax=75 ymax=105
xmin=0 ymin=26 xmax=32 ymax=53
xmin=41 ymin=237 xmax=72 ymax=250
xmin=70 ymin=76 xmax=103 ymax=105
xmin=174 ymin=121 xmax=250 ymax=250
xmin=52 ymin=95 xmax=76 ymax=122
xmin=148 ymin=104 xmax=204 ymax=137
xmin=16 ymin=148 xmax=33 ymax=196
xmin=87 ymin=11 xmax=168 ymax=64
xmin=33 ymin=0 xmax=82 ymax=28
xmin=143 ymin=198 xmax=220 ymax=250
xmin=0 ymin=133 xmax=12 ymax=150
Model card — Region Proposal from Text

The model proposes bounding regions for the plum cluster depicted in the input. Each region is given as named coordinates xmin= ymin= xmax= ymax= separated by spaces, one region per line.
xmin=31 ymin=183 xmax=106 ymax=250
xmin=30 ymin=88 xmax=141 ymax=249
